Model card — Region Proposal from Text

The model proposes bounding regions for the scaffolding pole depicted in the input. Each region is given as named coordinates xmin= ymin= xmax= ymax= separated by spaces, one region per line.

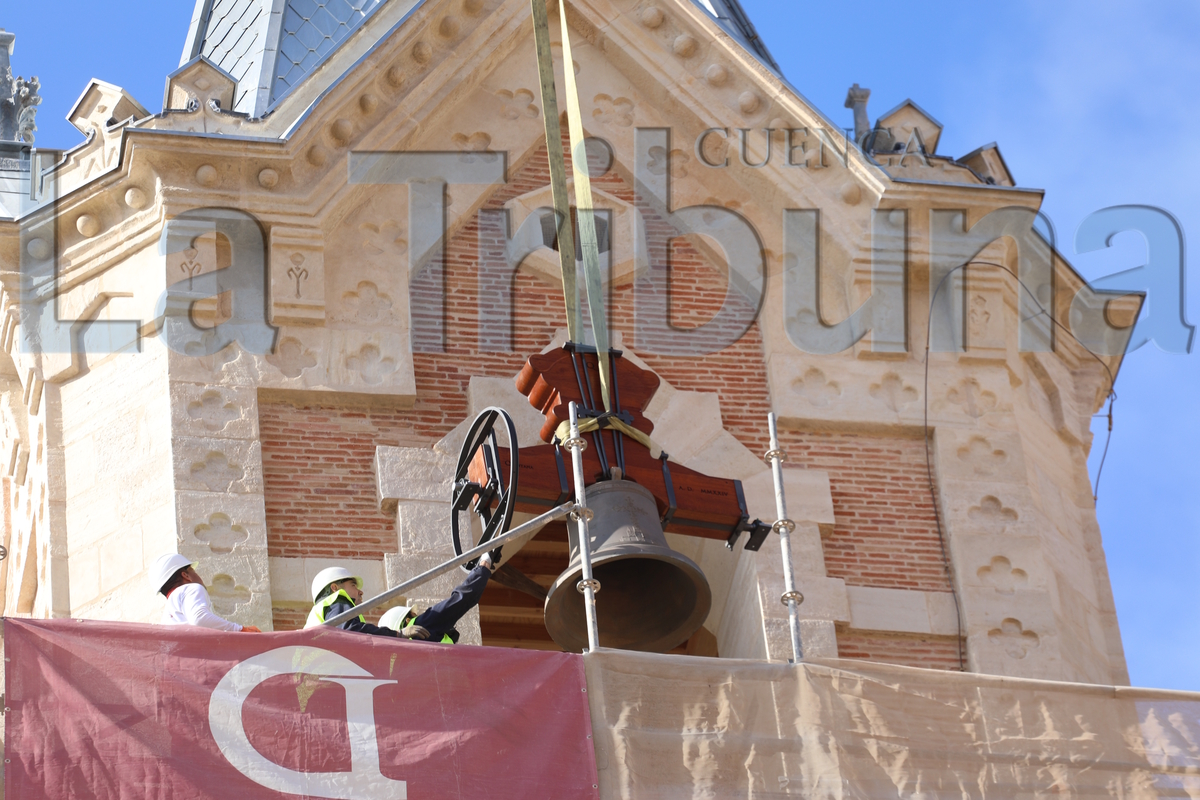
xmin=767 ymin=412 xmax=804 ymax=662
xmin=565 ymin=401 xmax=601 ymax=652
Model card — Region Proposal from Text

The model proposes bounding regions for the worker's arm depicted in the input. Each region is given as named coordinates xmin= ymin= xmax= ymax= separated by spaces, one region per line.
xmin=410 ymin=564 xmax=492 ymax=641
xmin=178 ymin=585 xmax=244 ymax=632
xmin=325 ymin=596 xmax=398 ymax=637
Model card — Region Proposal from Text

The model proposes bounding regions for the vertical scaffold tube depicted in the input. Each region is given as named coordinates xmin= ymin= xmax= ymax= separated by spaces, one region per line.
xmin=767 ymin=412 xmax=804 ymax=662
xmin=567 ymin=402 xmax=601 ymax=652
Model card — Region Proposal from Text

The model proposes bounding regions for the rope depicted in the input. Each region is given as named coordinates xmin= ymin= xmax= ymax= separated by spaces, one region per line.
xmin=554 ymin=417 xmax=663 ymax=459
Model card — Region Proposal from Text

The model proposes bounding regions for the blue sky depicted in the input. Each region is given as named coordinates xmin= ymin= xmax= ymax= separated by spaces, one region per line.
xmin=4 ymin=0 xmax=1198 ymax=689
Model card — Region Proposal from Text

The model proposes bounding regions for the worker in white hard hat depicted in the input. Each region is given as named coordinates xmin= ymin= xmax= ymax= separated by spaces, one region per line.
xmin=151 ymin=553 xmax=260 ymax=632
xmin=378 ymin=604 xmax=453 ymax=643
xmin=377 ymin=605 xmax=414 ymax=632
xmin=305 ymin=552 xmax=498 ymax=642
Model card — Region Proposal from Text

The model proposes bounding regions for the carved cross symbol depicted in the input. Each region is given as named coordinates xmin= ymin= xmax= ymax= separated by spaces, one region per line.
xmin=266 ymin=337 xmax=316 ymax=379
xmin=194 ymin=512 xmax=248 ymax=555
xmin=793 ymin=367 xmax=841 ymax=407
xmin=969 ymin=295 xmax=991 ymax=338
xmin=592 ymin=94 xmax=634 ymax=128
xmin=207 ymin=574 xmax=251 ymax=616
xmin=287 ymin=266 xmax=308 ymax=298
xmin=977 ymin=555 xmax=1027 ymax=594
xmin=181 ymin=247 xmax=203 ymax=284
xmin=988 ymin=618 xmax=1039 ymax=659
xmin=948 ymin=378 xmax=997 ymax=418
xmin=870 ymin=372 xmax=917 ymax=412
xmin=346 ymin=344 xmax=396 ymax=386
xmin=287 ymin=253 xmax=308 ymax=298
xmin=496 ymin=88 xmax=538 ymax=120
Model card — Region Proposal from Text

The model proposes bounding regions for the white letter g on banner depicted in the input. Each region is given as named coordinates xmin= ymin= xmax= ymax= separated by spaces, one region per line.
xmin=209 ymin=646 xmax=406 ymax=799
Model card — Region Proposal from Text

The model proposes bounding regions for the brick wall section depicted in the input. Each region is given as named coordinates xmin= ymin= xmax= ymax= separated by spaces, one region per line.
xmin=260 ymin=403 xmax=429 ymax=559
xmin=410 ymin=130 xmax=773 ymax=442
xmin=272 ymin=605 xmax=310 ymax=632
xmin=777 ymin=431 xmax=952 ymax=593
xmin=836 ymin=630 xmax=964 ymax=671
xmin=260 ymin=137 xmax=958 ymax=668
xmin=260 ymin=135 xmax=754 ymax=558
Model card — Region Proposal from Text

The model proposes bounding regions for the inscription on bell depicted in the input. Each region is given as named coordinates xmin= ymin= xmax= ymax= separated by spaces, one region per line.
xmin=620 ymin=524 xmax=648 ymax=544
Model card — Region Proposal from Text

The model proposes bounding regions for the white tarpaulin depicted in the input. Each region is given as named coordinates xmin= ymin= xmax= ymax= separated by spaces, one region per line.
xmin=584 ymin=649 xmax=1200 ymax=799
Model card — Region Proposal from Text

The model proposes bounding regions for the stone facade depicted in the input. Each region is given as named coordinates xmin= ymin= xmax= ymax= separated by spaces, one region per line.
xmin=0 ymin=0 xmax=1140 ymax=684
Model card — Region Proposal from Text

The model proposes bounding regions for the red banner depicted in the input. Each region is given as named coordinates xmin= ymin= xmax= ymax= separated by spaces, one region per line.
xmin=4 ymin=619 xmax=599 ymax=799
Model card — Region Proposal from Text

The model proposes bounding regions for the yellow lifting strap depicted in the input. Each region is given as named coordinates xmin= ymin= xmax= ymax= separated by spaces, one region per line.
xmin=529 ymin=0 xmax=613 ymax=411
xmin=529 ymin=0 xmax=579 ymax=344
xmin=554 ymin=417 xmax=664 ymax=460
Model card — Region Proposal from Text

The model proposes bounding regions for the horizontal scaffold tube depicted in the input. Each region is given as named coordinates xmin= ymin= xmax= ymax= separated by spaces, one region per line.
xmin=322 ymin=502 xmax=576 ymax=628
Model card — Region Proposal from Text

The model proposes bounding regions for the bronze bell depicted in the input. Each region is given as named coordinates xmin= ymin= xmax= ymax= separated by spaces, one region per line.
xmin=543 ymin=480 xmax=713 ymax=652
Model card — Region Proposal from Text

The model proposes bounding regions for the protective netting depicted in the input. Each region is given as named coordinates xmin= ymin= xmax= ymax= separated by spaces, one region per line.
xmin=7 ymin=620 xmax=1199 ymax=799
xmin=585 ymin=649 xmax=1200 ymax=799
xmin=3 ymin=619 xmax=599 ymax=799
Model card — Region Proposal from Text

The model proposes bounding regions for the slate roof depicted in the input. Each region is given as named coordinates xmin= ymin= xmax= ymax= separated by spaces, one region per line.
xmin=272 ymin=0 xmax=384 ymax=104
xmin=181 ymin=0 xmax=780 ymax=118
xmin=691 ymin=0 xmax=780 ymax=73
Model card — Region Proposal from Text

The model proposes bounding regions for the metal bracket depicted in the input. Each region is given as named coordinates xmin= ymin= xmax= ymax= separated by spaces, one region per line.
xmin=727 ymin=481 xmax=753 ymax=549
xmin=580 ymin=408 xmax=635 ymax=426
xmin=728 ymin=518 xmax=772 ymax=551
xmin=659 ymin=454 xmax=677 ymax=529
xmin=452 ymin=479 xmax=483 ymax=511
xmin=564 ymin=342 xmax=623 ymax=358
xmin=552 ymin=444 xmax=571 ymax=504
xmin=726 ymin=485 xmax=773 ymax=551
xmin=744 ymin=521 xmax=772 ymax=551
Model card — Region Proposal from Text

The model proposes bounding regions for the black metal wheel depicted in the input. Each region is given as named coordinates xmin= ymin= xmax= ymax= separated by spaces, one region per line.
xmin=451 ymin=407 xmax=519 ymax=570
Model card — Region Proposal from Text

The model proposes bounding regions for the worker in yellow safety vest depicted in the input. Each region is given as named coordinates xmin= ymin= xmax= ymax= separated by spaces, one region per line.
xmin=379 ymin=605 xmax=455 ymax=644
xmin=305 ymin=552 xmax=497 ymax=642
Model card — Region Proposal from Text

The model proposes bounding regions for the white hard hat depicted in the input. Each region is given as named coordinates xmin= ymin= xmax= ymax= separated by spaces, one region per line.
xmin=379 ymin=605 xmax=414 ymax=631
xmin=150 ymin=553 xmax=192 ymax=594
xmin=311 ymin=567 xmax=363 ymax=603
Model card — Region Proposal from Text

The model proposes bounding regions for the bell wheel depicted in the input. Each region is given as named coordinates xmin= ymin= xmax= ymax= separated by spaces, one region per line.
xmin=451 ymin=407 xmax=519 ymax=570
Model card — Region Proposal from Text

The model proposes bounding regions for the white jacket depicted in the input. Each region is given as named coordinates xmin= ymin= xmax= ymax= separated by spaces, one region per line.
xmin=161 ymin=583 xmax=243 ymax=631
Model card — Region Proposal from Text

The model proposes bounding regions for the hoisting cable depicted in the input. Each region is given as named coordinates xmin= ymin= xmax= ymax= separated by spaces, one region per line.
xmin=529 ymin=0 xmax=613 ymax=411
xmin=529 ymin=0 xmax=580 ymax=343
xmin=556 ymin=0 xmax=613 ymax=412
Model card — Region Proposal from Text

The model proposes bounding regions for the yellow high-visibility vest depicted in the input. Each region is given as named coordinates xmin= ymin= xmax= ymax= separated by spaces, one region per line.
xmin=304 ymin=589 xmax=364 ymax=629
xmin=306 ymin=592 xmax=454 ymax=643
